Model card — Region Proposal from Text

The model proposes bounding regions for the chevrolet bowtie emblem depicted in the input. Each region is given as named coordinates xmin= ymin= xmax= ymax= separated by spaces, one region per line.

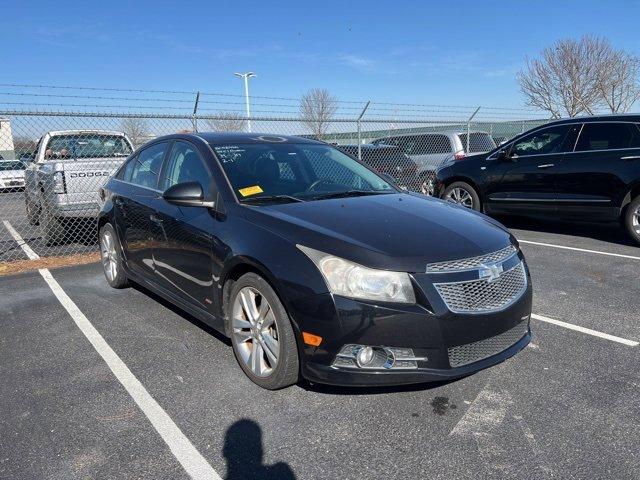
xmin=478 ymin=262 xmax=504 ymax=282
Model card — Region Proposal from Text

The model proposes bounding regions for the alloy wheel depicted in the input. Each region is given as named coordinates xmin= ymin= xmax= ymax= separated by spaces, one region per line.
xmin=445 ymin=187 xmax=474 ymax=208
xmin=633 ymin=204 xmax=640 ymax=235
xmin=100 ymin=229 xmax=118 ymax=282
xmin=421 ymin=178 xmax=435 ymax=196
xmin=232 ymin=287 xmax=279 ymax=378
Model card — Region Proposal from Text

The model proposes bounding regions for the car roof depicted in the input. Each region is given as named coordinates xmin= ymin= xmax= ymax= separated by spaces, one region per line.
xmin=190 ymin=132 xmax=325 ymax=145
xmin=47 ymin=130 xmax=127 ymax=136
xmin=337 ymin=144 xmax=402 ymax=150
xmin=544 ymin=114 xmax=640 ymax=125
xmin=375 ymin=130 xmax=490 ymax=139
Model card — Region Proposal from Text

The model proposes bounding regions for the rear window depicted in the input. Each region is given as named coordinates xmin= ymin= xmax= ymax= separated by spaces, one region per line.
xmin=45 ymin=134 xmax=132 ymax=159
xmin=374 ymin=135 xmax=452 ymax=155
xmin=458 ymin=133 xmax=496 ymax=153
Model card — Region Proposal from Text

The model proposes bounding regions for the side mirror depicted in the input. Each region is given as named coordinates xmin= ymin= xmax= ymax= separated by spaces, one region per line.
xmin=494 ymin=149 xmax=517 ymax=162
xmin=162 ymin=181 xmax=215 ymax=208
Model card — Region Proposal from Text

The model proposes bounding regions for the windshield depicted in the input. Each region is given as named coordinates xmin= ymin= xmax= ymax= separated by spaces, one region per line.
xmin=45 ymin=134 xmax=132 ymax=159
xmin=213 ymin=143 xmax=395 ymax=202
xmin=0 ymin=161 xmax=25 ymax=171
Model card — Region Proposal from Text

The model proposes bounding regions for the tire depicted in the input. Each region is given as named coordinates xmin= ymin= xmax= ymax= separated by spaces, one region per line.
xmin=624 ymin=195 xmax=640 ymax=245
xmin=419 ymin=172 xmax=435 ymax=196
xmin=227 ymin=273 xmax=299 ymax=390
xmin=442 ymin=181 xmax=481 ymax=211
xmin=42 ymin=207 xmax=66 ymax=245
xmin=25 ymin=198 xmax=40 ymax=226
xmin=99 ymin=223 xmax=130 ymax=289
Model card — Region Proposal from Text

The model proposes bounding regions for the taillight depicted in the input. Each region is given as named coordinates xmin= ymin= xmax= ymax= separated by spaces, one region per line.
xmin=52 ymin=171 xmax=66 ymax=194
xmin=454 ymin=152 xmax=466 ymax=161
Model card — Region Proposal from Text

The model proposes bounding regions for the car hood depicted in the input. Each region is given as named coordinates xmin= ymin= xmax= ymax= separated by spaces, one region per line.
xmin=244 ymin=193 xmax=515 ymax=272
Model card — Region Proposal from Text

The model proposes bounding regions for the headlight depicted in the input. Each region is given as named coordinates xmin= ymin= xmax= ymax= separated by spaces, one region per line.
xmin=297 ymin=245 xmax=416 ymax=304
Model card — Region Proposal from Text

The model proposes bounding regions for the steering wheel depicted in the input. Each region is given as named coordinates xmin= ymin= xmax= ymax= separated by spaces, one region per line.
xmin=305 ymin=178 xmax=341 ymax=193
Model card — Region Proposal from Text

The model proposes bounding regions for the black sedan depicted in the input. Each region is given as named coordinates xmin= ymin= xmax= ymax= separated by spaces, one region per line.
xmin=98 ymin=132 xmax=532 ymax=389
xmin=434 ymin=115 xmax=640 ymax=244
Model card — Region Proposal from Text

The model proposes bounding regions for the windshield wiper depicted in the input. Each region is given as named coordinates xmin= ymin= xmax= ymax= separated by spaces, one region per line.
xmin=242 ymin=194 xmax=305 ymax=204
xmin=308 ymin=190 xmax=392 ymax=200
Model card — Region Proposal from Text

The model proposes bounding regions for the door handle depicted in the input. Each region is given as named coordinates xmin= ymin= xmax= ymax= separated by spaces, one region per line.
xmin=621 ymin=155 xmax=640 ymax=160
xmin=537 ymin=163 xmax=555 ymax=169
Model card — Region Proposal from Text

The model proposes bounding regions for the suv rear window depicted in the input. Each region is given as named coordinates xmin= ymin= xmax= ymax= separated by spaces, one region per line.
xmin=458 ymin=133 xmax=496 ymax=153
xmin=575 ymin=122 xmax=640 ymax=151
xmin=46 ymin=134 xmax=132 ymax=159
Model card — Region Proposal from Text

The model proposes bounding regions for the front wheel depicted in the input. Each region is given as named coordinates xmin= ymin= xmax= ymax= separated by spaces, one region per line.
xmin=624 ymin=195 xmax=640 ymax=245
xmin=442 ymin=181 xmax=481 ymax=211
xmin=227 ymin=273 xmax=299 ymax=389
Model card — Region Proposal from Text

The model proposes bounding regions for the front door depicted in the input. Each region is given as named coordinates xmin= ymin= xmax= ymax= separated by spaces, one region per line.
xmin=484 ymin=123 xmax=580 ymax=217
xmin=150 ymin=140 xmax=216 ymax=311
xmin=555 ymin=122 xmax=640 ymax=221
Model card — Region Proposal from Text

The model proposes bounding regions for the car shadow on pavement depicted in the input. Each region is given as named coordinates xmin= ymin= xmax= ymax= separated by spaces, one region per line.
xmin=498 ymin=215 xmax=636 ymax=247
xmin=131 ymin=282 xmax=231 ymax=347
xmin=223 ymin=419 xmax=296 ymax=480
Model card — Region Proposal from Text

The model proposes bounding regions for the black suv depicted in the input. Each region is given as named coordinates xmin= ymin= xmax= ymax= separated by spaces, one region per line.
xmin=434 ymin=115 xmax=640 ymax=244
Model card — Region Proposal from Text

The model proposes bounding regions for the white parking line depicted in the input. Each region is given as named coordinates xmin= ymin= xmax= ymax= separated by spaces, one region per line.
xmin=519 ymin=239 xmax=640 ymax=261
xmin=38 ymin=268 xmax=222 ymax=480
xmin=532 ymin=313 xmax=639 ymax=347
xmin=2 ymin=220 xmax=39 ymax=260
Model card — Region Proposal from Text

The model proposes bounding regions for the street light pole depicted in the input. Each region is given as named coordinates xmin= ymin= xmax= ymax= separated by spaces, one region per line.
xmin=234 ymin=72 xmax=256 ymax=132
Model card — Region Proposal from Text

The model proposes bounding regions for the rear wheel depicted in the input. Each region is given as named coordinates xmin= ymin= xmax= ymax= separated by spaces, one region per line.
xmin=42 ymin=207 xmax=66 ymax=245
xmin=227 ymin=273 xmax=299 ymax=390
xmin=99 ymin=223 xmax=129 ymax=288
xmin=624 ymin=195 xmax=640 ymax=245
xmin=442 ymin=181 xmax=480 ymax=211
xmin=25 ymin=198 xmax=40 ymax=225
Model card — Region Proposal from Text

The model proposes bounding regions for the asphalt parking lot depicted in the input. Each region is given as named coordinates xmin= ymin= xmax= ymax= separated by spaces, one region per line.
xmin=1 ymin=212 xmax=639 ymax=479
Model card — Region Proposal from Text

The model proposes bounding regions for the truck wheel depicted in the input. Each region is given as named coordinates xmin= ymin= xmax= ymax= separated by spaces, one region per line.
xmin=624 ymin=195 xmax=640 ymax=245
xmin=42 ymin=208 xmax=66 ymax=246
xmin=25 ymin=198 xmax=40 ymax=226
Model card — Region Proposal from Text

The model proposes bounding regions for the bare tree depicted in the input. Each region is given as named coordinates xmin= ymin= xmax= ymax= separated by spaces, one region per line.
xmin=517 ymin=36 xmax=640 ymax=117
xmin=120 ymin=117 xmax=150 ymax=147
xmin=206 ymin=112 xmax=247 ymax=132
xmin=299 ymin=88 xmax=338 ymax=139
xmin=595 ymin=49 xmax=640 ymax=113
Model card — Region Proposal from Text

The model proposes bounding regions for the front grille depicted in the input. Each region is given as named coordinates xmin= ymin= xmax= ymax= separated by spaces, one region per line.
xmin=426 ymin=245 xmax=517 ymax=273
xmin=434 ymin=262 xmax=527 ymax=313
xmin=448 ymin=320 xmax=529 ymax=368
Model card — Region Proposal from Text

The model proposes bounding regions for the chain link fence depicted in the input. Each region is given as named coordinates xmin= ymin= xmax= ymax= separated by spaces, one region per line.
xmin=0 ymin=88 xmax=547 ymax=267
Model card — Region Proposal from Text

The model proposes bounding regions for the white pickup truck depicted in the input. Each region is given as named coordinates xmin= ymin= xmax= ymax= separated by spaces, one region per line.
xmin=24 ymin=130 xmax=134 ymax=244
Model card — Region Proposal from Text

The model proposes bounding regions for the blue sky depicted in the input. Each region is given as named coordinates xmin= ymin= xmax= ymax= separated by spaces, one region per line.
xmin=1 ymin=0 xmax=640 ymax=110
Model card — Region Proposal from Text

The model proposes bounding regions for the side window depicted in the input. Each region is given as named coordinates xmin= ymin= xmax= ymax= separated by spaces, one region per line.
xmin=161 ymin=141 xmax=211 ymax=191
xmin=413 ymin=134 xmax=452 ymax=155
xmin=575 ymin=123 xmax=640 ymax=152
xmin=511 ymin=124 xmax=574 ymax=156
xmin=129 ymin=142 xmax=167 ymax=189
xmin=119 ymin=155 xmax=137 ymax=181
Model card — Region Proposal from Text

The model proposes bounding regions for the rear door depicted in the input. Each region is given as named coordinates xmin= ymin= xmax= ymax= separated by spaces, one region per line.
xmin=555 ymin=122 xmax=640 ymax=221
xmin=484 ymin=123 xmax=580 ymax=216
xmin=150 ymin=140 xmax=216 ymax=311
xmin=113 ymin=141 xmax=168 ymax=277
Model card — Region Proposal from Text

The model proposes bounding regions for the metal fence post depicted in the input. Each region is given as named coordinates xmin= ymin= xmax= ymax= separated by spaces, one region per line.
xmin=192 ymin=91 xmax=200 ymax=132
xmin=465 ymin=106 xmax=481 ymax=153
xmin=357 ymin=101 xmax=371 ymax=160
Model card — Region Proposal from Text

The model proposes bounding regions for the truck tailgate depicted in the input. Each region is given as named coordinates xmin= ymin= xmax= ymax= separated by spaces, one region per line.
xmin=62 ymin=157 xmax=125 ymax=202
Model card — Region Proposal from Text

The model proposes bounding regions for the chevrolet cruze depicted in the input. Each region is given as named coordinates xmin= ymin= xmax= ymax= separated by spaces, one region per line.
xmin=98 ymin=132 xmax=532 ymax=389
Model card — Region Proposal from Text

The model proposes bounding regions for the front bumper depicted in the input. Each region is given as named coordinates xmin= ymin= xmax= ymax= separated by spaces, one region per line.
xmin=292 ymin=255 xmax=532 ymax=386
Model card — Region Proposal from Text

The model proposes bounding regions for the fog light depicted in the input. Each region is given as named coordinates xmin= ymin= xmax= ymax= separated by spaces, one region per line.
xmin=356 ymin=346 xmax=374 ymax=367
xmin=333 ymin=344 xmax=426 ymax=370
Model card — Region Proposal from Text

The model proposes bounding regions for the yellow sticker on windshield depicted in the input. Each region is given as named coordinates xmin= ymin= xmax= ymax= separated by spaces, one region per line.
xmin=239 ymin=185 xmax=264 ymax=197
